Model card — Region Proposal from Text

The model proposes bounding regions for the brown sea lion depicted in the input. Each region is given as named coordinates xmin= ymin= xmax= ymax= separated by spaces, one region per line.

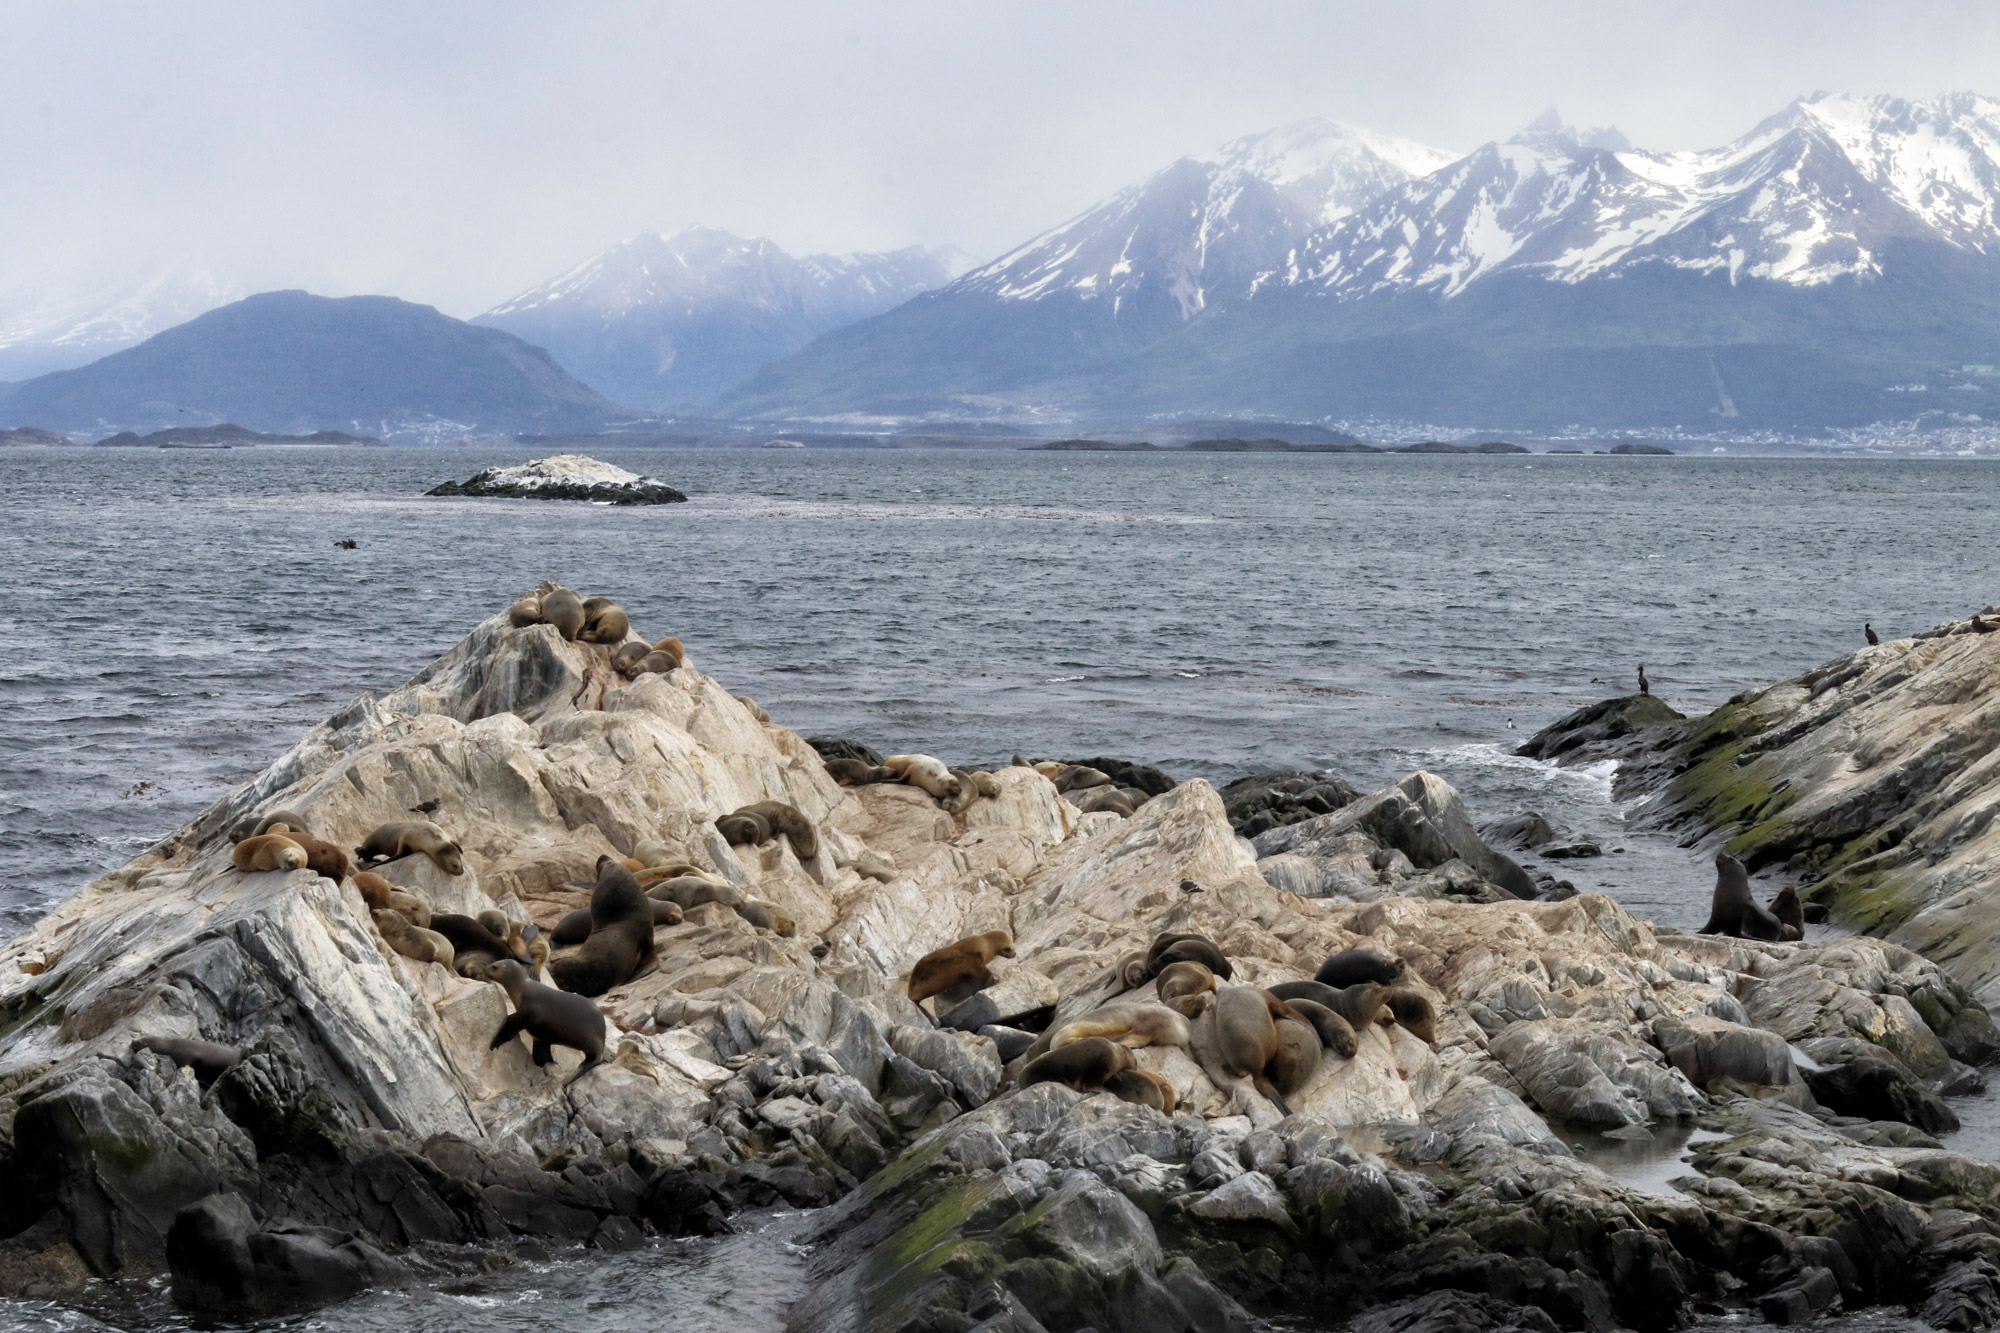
xmin=353 ymin=870 xmax=395 ymax=911
xmin=227 ymin=809 xmax=314 ymax=843
xmin=429 ymin=912 xmax=524 ymax=977
xmin=718 ymin=800 xmax=818 ymax=861
xmin=1700 ymin=852 xmax=1786 ymax=941
xmin=1105 ymin=1067 xmax=1177 ymax=1115
xmin=611 ymin=641 xmax=652 ymax=676
xmin=882 ymin=753 xmax=962 ymax=802
xmin=483 ymin=958 xmax=606 ymax=1088
xmin=547 ymin=858 xmax=658 ymax=997
xmin=1271 ymin=1016 xmax=1323 ymax=1097
xmin=1286 ymin=998 xmax=1359 ymax=1058
xmin=1383 ymin=988 xmax=1439 ymax=1046
xmin=528 ymin=933 xmax=549 ymax=976
xmin=1314 ymin=948 xmax=1405 ymax=989
xmin=373 ymin=909 xmax=455 ymax=970
xmin=649 ymin=876 xmax=746 ymax=910
xmin=507 ymin=592 xmax=544 ymax=627
xmin=1070 ymin=786 xmax=1138 ymax=817
xmin=1019 ymin=1035 xmax=1135 ymax=1091
xmin=733 ymin=899 xmax=797 ymax=936
xmin=651 ymin=898 xmax=683 ymax=927
xmin=355 ymin=821 xmax=465 ymax=876
xmin=131 ymin=1035 xmax=242 ymax=1086
xmin=1770 ymin=885 xmax=1806 ymax=941
xmin=269 ymin=828 xmax=349 ymax=884
xmin=825 ymin=757 xmax=900 ymax=786
xmin=1149 ymin=935 xmax=1232 ymax=981
xmin=386 ymin=890 xmax=430 ymax=927
xmin=736 ymin=695 xmax=770 ymax=723
xmin=1214 ymin=986 xmax=1306 ymax=1113
xmin=232 ymin=834 xmax=307 ymax=873
xmin=1155 ymin=960 xmax=1218 ymax=1019
xmin=908 ymin=930 xmax=1015 ymax=1005
xmin=539 ymin=587 xmax=586 ymax=641
xmin=552 ymin=907 xmax=593 ymax=947
xmin=578 ymin=597 xmax=629 ymax=644
xmin=650 ymin=637 xmax=685 ymax=667
xmin=1267 ymin=979 xmax=1391 ymax=1030
xmin=716 ymin=811 xmax=771 ymax=847
xmin=1048 ymin=1004 xmax=1190 ymax=1050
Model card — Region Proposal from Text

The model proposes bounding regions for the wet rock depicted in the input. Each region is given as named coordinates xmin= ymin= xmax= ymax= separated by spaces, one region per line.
xmin=1798 ymin=1037 xmax=1959 ymax=1132
xmin=1651 ymin=1015 xmax=1804 ymax=1095
xmin=166 ymin=1192 xmax=406 ymax=1319
xmin=1218 ymin=770 xmax=1360 ymax=838
xmin=1514 ymin=694 xmax=1684 ymax=762
xmin=1480 ymin=813 xmax=1555 ymax=851
xmin=1756 ymin=1265 xmax=1842 ymax=1324
xmin=1188 ymin=1171 xmax=1289 ymax=1226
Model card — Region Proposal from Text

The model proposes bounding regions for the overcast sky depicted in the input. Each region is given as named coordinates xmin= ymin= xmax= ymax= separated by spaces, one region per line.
xmin=6 ymin=0 xmax=2000 ymax=317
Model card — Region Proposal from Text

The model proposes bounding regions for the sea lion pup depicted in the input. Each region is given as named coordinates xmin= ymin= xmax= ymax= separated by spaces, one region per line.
xmin=650 ymin=876 xmax=746 ymax=911
xmin=507 ymin=591 xmax=544 ymax=627
xmin=1019 ymin=1036 xmax=1136 ymax=1092
xmin=1048 ymin=1003 xmax=1190 ymax=1051
xmin=882 ymin=754 xmax=963 ymax=803
xmin=1146 ymin=932 xmax=1233 ymax=982
xmin=483 ymin=959 xmax=606 ymax=1088
xmin=1382 ymin=988 xmax=1439 ymax=1046
xmin=1286 ymin=998 xmax=1359 ymax=1058
xmin=1770 ymin=885 xmax=1806 ymax=941
xmin=1155 ymin=960 xmax=1218 ymax=1019
xmin=1699 ymin=852 xmax=1786 ymax=941
xmin=1314 ymin=948 xmax=1405 ymax=989
xmin=577 ymin=597 xmax=630 ymax=644
xmin=1214 ymin=987 xmax=1305 ymax=1114
xmin=269 ymin=828 xmax=350 ymax=884
xmin=1271 ymin=1016 xmax=1323 ymax=1098
xmin=547 ymin=857 xmax=658 ymax=997
xmin=716 ymin=810 xmax=772 ymax=847
xmin=733 ymin=899 xmax=797 ymax=936
xmin=1266 ymin=979 xmax=1391 ymax=1031
xmin=353 ymin=870 xmax=395 ymax=911
xmin=726 ymin=800 xmax=819 ymax=860
xmin=908 ymin=930 xmax=1016 ymax=1005
xmin=232 ymin=834 xmax=308 ymax=873
xmin=372 ymin=909 xmax=455 ymax=970
xmin=825 ymin=757 xmax=899 ymax=786
xmin=354 ymin=820 xmax=465 ymax=876
xmin=527 ymin=933 xmax=550 ymax=977
xmin=1105 ymin=1067 xmax=1177 ymax=1115
xmin=429 ymin=912 xmax=524 ymax=977
xmin=539 ymin=587 xmax=586 ymax=641
xmin=386 ymin=889 xmax=431 ymax=927
xmin=611 ymin=641 xmax=652 ymax=676
xmin=227 ymin=809 xmax=315 ymax=843
xmin=651 ymin=898 xmax=684 ymax=927
xmin=130 ymin=1035 xmax=242 ymax=1087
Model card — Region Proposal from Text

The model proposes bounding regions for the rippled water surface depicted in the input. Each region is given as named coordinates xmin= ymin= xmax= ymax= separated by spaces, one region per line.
xmin=4 ymin=445 xmax=2000 ymax=1332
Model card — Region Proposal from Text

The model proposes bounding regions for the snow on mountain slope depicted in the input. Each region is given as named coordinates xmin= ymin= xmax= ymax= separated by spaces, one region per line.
xmin=0 ymin=263 xmax=241 ymax=381
xmin=946 ymin=117 xmax=1456 ymax=320
xmin=1286 ymin=94 xmax=2000 ymax=301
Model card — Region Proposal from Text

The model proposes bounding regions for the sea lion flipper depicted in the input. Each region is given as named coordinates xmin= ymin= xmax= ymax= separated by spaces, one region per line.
xmin=561 ymin=1053 xmax=604 ymax=1089
xmin=1251 ymin=1074 xmax=1291 ymax=1116
xmin=489 ymin=1014 xmax=525 ymax=1051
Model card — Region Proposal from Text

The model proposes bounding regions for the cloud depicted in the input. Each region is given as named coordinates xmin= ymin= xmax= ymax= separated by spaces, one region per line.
xmin=4 ymin=0 xmax=1998 ymax=316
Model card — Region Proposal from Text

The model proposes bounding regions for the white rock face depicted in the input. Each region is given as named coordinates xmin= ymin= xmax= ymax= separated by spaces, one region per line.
xmin=473 ymin=454 xmax=647 ymax=488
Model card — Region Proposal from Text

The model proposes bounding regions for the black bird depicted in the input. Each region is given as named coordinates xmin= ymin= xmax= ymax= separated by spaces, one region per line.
xmin=1179 ymin=878 xmax=1204 ymax=894
xmin=410 ymin=799 xmax=441 ymax=815
xmin=1865 ymin=623 xmax=1879 ymax=645
xmin=1637 ymin=664 xmax=1650 ymax=696
xmin=334 ymin=539 xmax=358 ymax=549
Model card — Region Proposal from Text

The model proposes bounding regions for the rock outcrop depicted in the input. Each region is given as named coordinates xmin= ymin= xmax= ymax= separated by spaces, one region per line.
xmin=426 ymin=454 xmax=687 ymax=504
xmin=0 ymin=597 xmax=1996 ymax=1328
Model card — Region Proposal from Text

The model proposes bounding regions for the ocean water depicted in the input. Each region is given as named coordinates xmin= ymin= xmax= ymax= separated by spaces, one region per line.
xmin=4 ymin=445 xmax=2000 ymax=1330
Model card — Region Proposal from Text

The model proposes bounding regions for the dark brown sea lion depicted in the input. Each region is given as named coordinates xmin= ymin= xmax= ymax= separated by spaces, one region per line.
xmin=1383 ymin=988 xmax=1439 ymax=1046
xmin=1155 ymin=960 xmax=1218 ymax=1019
xmin=546 ymin=858 xmax=658 ymax=997
xmin=578 ymin=597 xmax=629 ymax=643
xmin=354 ymin=821 xmax=465 ymax=876
xmin=1270 ymin=1016 xmax=1323 ymax=1097
xmin=268 ymin=828 xmax=349 ymax=884
xmin=720 ymin=801 xmax=819 ymax=860
xmin=507 ymin=592 xmax=544 ymax=627
xmin=429 ymin=912 xmax=526 ymax=977
xmin=1700 ymin=852 xmax=1786 ymax=941
xmin=1286 ymin=998 xmax=1359 ymax=1058
xmin=1214 ymin=986 xmax=1303 ymax=1114
xmin=908 ymin=930 xmax=1015 ymax=1005
xmin=539 ymin=587 xmax=586 ymax=641
xmin=1313 ymin=948 xmax=1405 ymax=989
xmin=352 ymin=871 xmax=395 ymax=911
xmin=611 ymin=641 xmax=652 ymax=676
xmin=1151 ymin=937 xmax=1232 ymax=980
xmin=1105 ymin=1067 xmax=1177 ymax=1114
xmin=1769 ymin=885 xmax=1806 ymax=941
xmin=131 ymin=1035 xmax=242 ymax=1086
xmin=386 ymin=889 xmax=430 ymax=927
xmin=824 ymin=757 xmax=900 ymax=786
xmin=1267 ymin=979 xmax=1391 ymax=1030
xmin=483 ymin=959 xmax=606 ymax=1088
xmin=1019 ymin=1035 xmax=1134 ymax=1091
xmin=227 ymin=809 xmax=314 ymax=843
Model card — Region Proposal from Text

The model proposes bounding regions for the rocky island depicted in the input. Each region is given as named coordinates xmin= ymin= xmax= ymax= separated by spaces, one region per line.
xmin=0 ymin=599 xmax=1997 ymax=1331
xmin=426 ymin=454 xmax=688 ymax=504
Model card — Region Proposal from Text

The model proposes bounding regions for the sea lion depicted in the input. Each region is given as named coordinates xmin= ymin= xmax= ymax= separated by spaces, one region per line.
xmin=1056 ymin=765 xmax=1112 ymax=792
xmin=649 ymin=876 xmax=746 ymax=911
xmin=547 ymin=858 xmax=658 ymax=997
xmin=1155 ymin=960 xmax=1218 ymax=1019
xmin=1070 ymin=786 xmax=1138 ymax=817
xmin=1699 ymin=852 xmax=1786 ymax=941
xmin=1148 ymin=933 xmax=1233 ymax=981
xmin=1214 ymin=986 xmax=1304 ymax=1114
xmin=722 ymin=801 xmax=818 ymax=860
xmin=1105 ymin=1067 xmax=1177 ymax=1115
xmin=882 ymin=754 xmax=963 ymax=802
xmin=1048 ymin=1003 xmax=1191 ymax=1051
xmin=483 ymin=958 xmax=606 ymax=1088
xmin=528 ymin=933 xmax=550 ymax=976
xmin=355 ymin=821 xmax=465 ymax=876
xmin=1270 ymin=1016 xmax=1323 ymax=1097
xmin=1770 ymin=885 xmax=1806 ymax=941
xmin=507 ymin=591 xmax=544 ymax=627
xmin=825 ymin=757 xmax=899 ymax=786
xmin=611 ymin=641 xmax=652 ymax=676
xmin=1314 ymin=948 xmax=1405 ymax=989
xmin=227 ymin=809 xmax=315 ymax=843
xmin=578 ymin=597 xmax=629 ymax=644
xmin=353 ymin=870 xmax=395 ymax=911
xmin=1383 ymin=988 xmax=1439 ymax=1046
xmin=373 ymin=909 xmax=455 ymax=970
xmin=430 ymin=912 xmax=525 ymax=977
xmin=552 ymin=908 xmax=593 ymax=946
xmin=736 ymin=695 xmax=770 ymax=723
xmin=649 ymin=637 xmax=685 ymax=668
xmin=733 ymin=899 xmax=797 ymax=936
xmin=717 ymin=811 xmax=770 ymax=846
xmin=1286 ymin=998 xmax=1359 ymax=1058
xmin=386 ymin=890 xmax=431 ymax=927
xmin=232 ymin=834 xmax=307 ymax=873
xmin=651 ymin=898 xmax=683 ymax=927
xmin=1267 ymin=979 xmax=1390 ymax=1031
xmin=131 ymin=1035 xmax=242 ymax=1086
xmin=1019 ymin=1036 xmax=1135 ymax=1091
xmin=271 ymin=829 xmax=349 ymax=884
xmin=908 ymin=930 xmax=1015 ymax=1005
xmin=539 ymin=587 xmax=586 ymax=641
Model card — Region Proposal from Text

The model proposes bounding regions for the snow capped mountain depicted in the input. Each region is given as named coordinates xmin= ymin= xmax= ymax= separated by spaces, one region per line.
xmin=949 ymin=117 xmax=1456 ymax=320
xmin=474 ymin=227 xmax=965 ymax=408
xmin=1284 ymin=93 xmax=2000 ymax=300
xmin=0 ymin=263 xmax=242 ymax=381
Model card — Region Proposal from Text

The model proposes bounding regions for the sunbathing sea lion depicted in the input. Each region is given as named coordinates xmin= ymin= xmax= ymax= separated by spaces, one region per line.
xmin=719 ymin=800 xmax=818 ymax=860
xmin=648 ymin=876 xmax=745 ymax=910
xmin=354 ymin=820 xmax=465 ymax=876
xmin=546 ymin=858 xmax=658 ymax=997
xmin=1286 ymin=998 xmax=1359 ymax=1058
xmin=1155 ymin=960 xmax=1218 ymax=1019
xmin=352 ymin=870 xmax=395 ymax=911
xmin=1314 ymin=948 xmax=1405 ymax=989
xmin=539 ymin=587 xmax=586 ymax=641
xmin=578 ymin=597 xmax=629 ymax=644
xmin=267 ymin=828 xmax=349 ymax=884
xmin=1048 ymin=1003 xmax=1190 ymax=1051
xmin=373 ymin=909 xmax=455 ymax=970
xmin=882 ymin=754 xmax=963 ymax=802
xmin=231 ymin=834 xmax=307 ymax=873
xmin=483 ymin=959 xmax=606 ymax=1088
xmin=226 ymin=809 xmax=314 ymax=843
xmin=1270 ymin=1016 xmax=1323 ymax=1097
xmin=1267 ymin=979 xmax=1391 ymax=1031
xmin=1019 ymin=1036 xmax=1134 ymax=1092
xmin=908 ymin=930 xmax=1014 ymax=1005
xmin=131 ymin=1035 xmax=242 ymax=1086
xmin=1105 ymin=1067 xmax=1177 ymax=1115
xmin=824 ymin=757 xmax=900 ymax=786
xmin=1214 ymin=986 xmax=1305 ymax=1114
xmin=733 ymin=899 xmax=796 ymax=935
xmin=507 ymin=591 xmax=544 ymax=627
xmin=429 ymin=912 xmax=525 ymax=977
xmin=1148 ymin=934 xmax=1232 ymax=981
xmin=1383 ymin=988 xmax=1439 ymax=1046
xmin=386 ymin=890 xmax=431 ymax=927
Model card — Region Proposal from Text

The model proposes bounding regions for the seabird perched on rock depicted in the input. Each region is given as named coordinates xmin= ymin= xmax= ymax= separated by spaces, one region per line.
xmin=1865 ymin=623 xmax=1879 ymax=645
xmin=1637 ymin=664 xmax=1650 ymax=696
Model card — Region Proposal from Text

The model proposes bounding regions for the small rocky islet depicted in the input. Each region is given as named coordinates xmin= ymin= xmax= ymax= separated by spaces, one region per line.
xmin=426 ymin=453 xmax=688 ymax=504
xmin=1 ymin=597 xmax=1999 ymax=1330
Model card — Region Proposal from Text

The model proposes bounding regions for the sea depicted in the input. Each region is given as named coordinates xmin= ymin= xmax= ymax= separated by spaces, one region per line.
xmin=3 ymin=445 xmax=1998 ymax=1330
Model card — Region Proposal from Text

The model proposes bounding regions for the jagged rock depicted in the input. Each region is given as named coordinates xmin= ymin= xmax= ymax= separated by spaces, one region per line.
xmin=1480 ymin=813 xmax=1555 ymax=850
xmin=1798 ymin=1037 xmax=1959 ymax=1132
xmin=1651 ymin=1014 xmax=1805 ymax=1098
xmin=1487 ymin=1019 xmax=1702 ymax=1128
xmin=1218 ymin=769 xmax=1362 ymax=838
xmin=167 ymin=1192 xmax=407 ymax=1319
xmin=1515 ymin=694 xmax=1684 ymax=762
xmin=1255 ymin=772 xmax=1535 ymax=899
